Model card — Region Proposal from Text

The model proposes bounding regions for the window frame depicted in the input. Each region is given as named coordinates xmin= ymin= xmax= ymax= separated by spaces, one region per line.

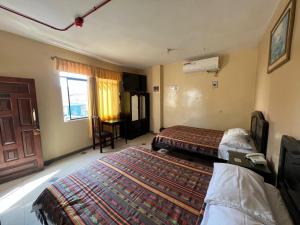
xmin=60 ymin=75 xmax=88 ymax=121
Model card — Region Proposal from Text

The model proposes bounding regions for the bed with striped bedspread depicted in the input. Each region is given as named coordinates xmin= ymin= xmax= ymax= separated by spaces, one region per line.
xmin=32 ymin=146 xmax=213 ymax=225
xmin=152 ymin=126 xmax=224 ymax=157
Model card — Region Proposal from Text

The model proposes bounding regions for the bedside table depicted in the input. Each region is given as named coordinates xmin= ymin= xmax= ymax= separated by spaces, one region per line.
xmin=228 ymin=151 xmax=274 ymax=184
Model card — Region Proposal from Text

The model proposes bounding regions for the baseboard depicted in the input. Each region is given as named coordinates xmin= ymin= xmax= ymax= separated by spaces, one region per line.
xmin=44 ymin=145 xmax=93 ymax=166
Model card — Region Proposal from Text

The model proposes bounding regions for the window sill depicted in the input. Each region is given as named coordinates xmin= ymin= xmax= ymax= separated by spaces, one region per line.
xmin=64 ymin=117 xmax=88 ymax=123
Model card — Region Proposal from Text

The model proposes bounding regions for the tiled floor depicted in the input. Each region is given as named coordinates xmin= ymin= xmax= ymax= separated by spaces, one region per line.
xmin=0 ymin=133 xmax=154 ymax=225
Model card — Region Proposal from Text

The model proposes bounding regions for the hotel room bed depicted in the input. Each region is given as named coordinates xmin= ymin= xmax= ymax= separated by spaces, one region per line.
xmin=32 ymin=135 xmax=300 ymax=225
xmin=152 ymin=126 xmax=224 ymax=158
xmin=152 ymin=111 xmax=269 ymax=160
xmin=33 ymin=146 xmax=213 ymax=225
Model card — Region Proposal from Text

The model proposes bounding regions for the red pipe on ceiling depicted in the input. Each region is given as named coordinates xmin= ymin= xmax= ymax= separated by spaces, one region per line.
xmin=0 ymin=0 xmax=112 ymax=31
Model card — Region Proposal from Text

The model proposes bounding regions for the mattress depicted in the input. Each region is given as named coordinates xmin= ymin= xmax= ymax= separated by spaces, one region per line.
xmin=152 ymin=125 xmax=224 ymax=157
xmin=32 ymin=146 xmax=213 ymax=225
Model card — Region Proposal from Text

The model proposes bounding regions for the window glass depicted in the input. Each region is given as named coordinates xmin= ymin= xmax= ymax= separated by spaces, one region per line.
xmin=59 ymin=72 xmax=88 ymax=121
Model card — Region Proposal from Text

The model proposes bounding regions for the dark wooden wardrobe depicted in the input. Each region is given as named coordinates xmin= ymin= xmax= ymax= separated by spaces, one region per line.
xmin=120 ymin=73 xmax=150 ymax=139
xmin=0 ymin=76 xmax=43 ymax=183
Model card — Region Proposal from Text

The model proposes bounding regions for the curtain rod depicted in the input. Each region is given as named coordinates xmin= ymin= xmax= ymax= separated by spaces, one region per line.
xmin=51 ymin=56 xmax=98 ymax=68
xmin=50 ymin=56 xmax=123 ymax=74
xmin=51 ymin=56 xmax=94 ymax=68
xmin=51 ymin=56 xmax=84 ymax=63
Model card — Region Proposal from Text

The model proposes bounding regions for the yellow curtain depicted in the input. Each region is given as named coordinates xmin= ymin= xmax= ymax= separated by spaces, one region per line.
xmin=94 ymin=67 xmax=121 ymax=81
xmin=87 ymin=76 xmax=98 ymax=137
xmin=54 ymin=57 xmax=93 ymax=76
xmin=96 ymin=78 xmax=120 ymax=121
xmin=54 ymin=57 xmax=122 ymax=136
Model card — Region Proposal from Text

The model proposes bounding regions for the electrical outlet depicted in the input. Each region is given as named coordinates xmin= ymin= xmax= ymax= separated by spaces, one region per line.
xmin=212 ymin=80 xmax=218 ymax=88
xmin=153 ymin=86 xmax=160 ymax=92
xmin=169 ymin=85 xmax=179 ymax=92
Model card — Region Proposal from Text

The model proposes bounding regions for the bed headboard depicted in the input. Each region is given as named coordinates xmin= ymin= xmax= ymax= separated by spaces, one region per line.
xmin=250 ymin=111 xmax=269 ymax=155
xmin=277 ymin=135 xmax=300 ymax=224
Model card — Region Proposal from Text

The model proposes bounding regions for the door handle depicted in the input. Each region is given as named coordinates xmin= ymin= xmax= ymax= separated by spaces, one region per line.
xmin=33 ymin=129 xmax=40 ymax=136
xmin=32 ymin=108 xmax=37 ymax=123
xmin=32 ymin=107 xmax=40 ymax=128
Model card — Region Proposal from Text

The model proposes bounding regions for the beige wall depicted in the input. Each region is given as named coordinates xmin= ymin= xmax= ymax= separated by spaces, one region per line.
xmin=146 ymin=65 xmax=163 ymax=133
xmin=161 ymin=48 xmax=258 ymax=130
xmin=255 ymin=0 xmax=300 ymax=170
xmin=0 ymin=30 xmax=142 ymax=161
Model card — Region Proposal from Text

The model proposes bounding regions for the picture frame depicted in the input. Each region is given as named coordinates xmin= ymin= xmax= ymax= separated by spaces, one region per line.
xmin=267 ymin=0 xmax=296 ymax=74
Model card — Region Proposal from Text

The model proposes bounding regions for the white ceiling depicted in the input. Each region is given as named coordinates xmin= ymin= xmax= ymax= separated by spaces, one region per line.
xmin=0 ymin=0 xmax=279 ymax=69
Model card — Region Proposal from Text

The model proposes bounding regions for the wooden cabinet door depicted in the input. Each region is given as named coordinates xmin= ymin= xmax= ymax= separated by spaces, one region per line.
xmin=0 ymin=76 xmax=43 ymax=183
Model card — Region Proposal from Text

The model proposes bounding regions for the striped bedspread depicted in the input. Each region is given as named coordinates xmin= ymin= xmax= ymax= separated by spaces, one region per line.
xmin=152 ymin=126 xmax=224 ymax=157
xmin=32 ymin=146 xmax=213 ymax=225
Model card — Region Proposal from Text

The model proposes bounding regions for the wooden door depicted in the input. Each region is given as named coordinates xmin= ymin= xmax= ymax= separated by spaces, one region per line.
xmin=0 ymin=76 xmax=43 ymax=183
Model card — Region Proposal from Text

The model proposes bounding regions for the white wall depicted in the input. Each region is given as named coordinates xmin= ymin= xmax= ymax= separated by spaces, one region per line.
xmin=254 ymin=0 xmax=300 ymax=170
xmin=0 ymin=30 xmax=142 ymax=161
xmin=147 ymin=48 xmax=258 ymax=131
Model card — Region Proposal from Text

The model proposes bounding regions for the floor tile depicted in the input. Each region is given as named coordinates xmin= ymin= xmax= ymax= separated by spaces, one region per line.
xmin=0 ymin=133 xmax=154 ymax=225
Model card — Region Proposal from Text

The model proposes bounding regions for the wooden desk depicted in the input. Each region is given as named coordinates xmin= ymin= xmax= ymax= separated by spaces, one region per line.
xmin=102 ymin=119 xmax=127 ymax=144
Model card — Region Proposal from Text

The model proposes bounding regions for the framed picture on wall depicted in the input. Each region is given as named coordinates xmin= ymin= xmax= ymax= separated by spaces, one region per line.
xmin=267 ymin=0 xmax=296 ymax=74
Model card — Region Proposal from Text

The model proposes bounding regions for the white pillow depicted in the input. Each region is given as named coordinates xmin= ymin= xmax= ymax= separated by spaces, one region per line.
xmin=220 ymin=134 xmax=252 ymax=150
xmin=205 ymin=163 xmax=276 ymax=225
xmin=227 ymin=128 xmax=249 ymax=136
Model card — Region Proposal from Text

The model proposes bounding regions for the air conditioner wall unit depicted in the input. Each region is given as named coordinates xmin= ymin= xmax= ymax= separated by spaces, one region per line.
xmin=183 ymin=56 xmax=220 ymax=73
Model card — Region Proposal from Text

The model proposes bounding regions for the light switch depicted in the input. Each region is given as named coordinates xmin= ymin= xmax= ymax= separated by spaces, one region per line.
xmin=169 ymin=85 xmax=179 ymax=92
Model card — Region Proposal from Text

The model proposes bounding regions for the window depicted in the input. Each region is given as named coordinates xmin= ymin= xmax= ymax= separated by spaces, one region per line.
xmin=59 ymin=72 xmax=88 ymax=121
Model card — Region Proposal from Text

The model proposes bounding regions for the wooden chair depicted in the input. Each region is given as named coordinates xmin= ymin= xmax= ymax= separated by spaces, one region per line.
xmin=92 ymin=116 xmax=114 ymax=153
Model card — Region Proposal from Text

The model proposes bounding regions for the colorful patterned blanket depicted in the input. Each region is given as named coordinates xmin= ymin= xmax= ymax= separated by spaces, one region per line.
xmin=32 ymin=146 xmax=213 ymax=225
xmin=152 ymin=126 xmax=224 ymax=157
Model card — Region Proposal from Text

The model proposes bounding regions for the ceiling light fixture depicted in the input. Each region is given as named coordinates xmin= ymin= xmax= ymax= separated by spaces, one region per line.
xmin=0 ymin=0 xmax=111 ymax=31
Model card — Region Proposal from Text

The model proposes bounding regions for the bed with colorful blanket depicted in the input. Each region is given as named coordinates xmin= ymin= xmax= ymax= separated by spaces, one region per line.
xmin=152 ymin=126 xmax=224 ymax=158
xmin=32 ymin=146 xmax=213 ymax=225
xmin=152 ymin=112 xmax=270 ymax=160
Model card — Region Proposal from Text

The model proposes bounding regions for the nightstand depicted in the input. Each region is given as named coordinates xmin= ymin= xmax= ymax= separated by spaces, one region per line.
xmin=228 ymin=151 xmax=274 ymax=184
